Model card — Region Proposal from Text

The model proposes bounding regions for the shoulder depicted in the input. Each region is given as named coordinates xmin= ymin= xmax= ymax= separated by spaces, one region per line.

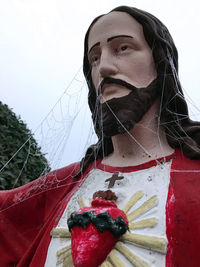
xmin=172 ymin=149 xmax=200 ymax=171
xmin=0 ymin=161 xmax=81 ymax=210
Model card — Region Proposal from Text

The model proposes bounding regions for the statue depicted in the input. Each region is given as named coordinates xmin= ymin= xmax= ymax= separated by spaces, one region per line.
xmin=0 ymin=6 xmax=200 ymax=267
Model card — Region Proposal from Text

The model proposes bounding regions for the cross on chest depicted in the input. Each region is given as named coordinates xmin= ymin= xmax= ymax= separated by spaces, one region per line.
xmin=105 ymin=172 xmax=124 ymax=188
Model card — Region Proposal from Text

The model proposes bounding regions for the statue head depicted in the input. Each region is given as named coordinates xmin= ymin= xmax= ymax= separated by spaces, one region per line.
xmin=74 ymin=6 xmax=200 ymax=177
xmin=86 ymin=10 xmax=160 ymax=137
xmin=83 ymin=6 xmax=191 ymax=140
xmin=83 ymin=6 xmax=181 ymax=116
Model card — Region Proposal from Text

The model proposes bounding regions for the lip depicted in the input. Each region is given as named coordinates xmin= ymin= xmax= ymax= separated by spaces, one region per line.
xmin=99 ymin=83 xmax=133 ymax=103
xmin=100 ymin=83 xmax=124 ymax=95
xmin=97 ymin=77 xmax=137 ymax=96
xmin=97 ymin=78 xmax=123 ymax=96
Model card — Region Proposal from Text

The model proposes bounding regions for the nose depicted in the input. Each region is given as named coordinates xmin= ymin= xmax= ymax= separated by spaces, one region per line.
xmin=99 ymin=49 xmax=118 ymax=78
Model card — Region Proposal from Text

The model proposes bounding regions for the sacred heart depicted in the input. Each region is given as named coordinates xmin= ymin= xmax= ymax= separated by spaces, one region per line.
xmin=67 ymin=197 xmax=128 ymax=267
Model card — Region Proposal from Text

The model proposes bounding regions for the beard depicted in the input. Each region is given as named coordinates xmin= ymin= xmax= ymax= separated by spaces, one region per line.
xmin=94 ymin=77 xmax=161 ymax=138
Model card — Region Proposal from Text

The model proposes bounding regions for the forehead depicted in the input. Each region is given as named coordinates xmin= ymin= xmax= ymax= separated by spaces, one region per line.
xmin=88 ymin=11 xmax=145 ymax=50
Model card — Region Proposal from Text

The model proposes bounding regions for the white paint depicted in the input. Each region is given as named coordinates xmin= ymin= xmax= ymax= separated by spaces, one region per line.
xmin=45 ymin=160 xmax=172 ymax=266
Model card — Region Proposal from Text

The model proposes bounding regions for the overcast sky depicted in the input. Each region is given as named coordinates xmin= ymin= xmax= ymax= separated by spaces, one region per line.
xmin=1 ymin=0 xmax=200 ymax=167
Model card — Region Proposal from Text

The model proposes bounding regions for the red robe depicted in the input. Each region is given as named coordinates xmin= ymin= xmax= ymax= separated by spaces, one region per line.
xmin=0 ymin=149 xmax=199 ymax=267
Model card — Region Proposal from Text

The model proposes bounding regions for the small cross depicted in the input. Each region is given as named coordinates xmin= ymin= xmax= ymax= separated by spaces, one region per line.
xmin=105 ymin=172 xmax=124 ymax=188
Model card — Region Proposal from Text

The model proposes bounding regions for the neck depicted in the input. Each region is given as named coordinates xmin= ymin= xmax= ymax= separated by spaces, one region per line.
xmin=102 ymin=100 xmax=174 ymax=166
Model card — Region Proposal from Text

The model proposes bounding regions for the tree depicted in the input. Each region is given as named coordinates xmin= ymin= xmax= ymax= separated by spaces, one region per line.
xmin=0 ymin=101 xmax=50 ymax=190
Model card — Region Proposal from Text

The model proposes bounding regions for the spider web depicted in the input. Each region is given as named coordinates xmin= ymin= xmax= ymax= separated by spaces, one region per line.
xmin=33 ymin=68 xmax=97 ymax=170
xmin=0 ymin=60 xmax=200 ymax=267
xmin=0 ymin=67 xmax=98 ymax=210
xmin=0 ymin=62 xmax=199 ymax=211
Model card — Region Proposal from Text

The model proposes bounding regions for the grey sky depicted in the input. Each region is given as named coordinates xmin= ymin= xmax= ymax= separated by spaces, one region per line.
xmin=1 ymin=0 xmax=200 ymax=166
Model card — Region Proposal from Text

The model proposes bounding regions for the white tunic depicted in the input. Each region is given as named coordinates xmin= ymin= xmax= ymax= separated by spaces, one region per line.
xmin=45 ymin=160 xmax=172 ymax=267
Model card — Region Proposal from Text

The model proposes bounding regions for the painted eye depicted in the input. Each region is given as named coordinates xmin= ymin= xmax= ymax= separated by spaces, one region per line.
xmin=120 ymin=45 xmax=128 ymax=51
xmin=114 ymin=45 xmax=129 ymax=54
xmin=92 ymin=56 xmax=98 ymax=62
xmin=90 ymin=55 xmax=99 ymax=65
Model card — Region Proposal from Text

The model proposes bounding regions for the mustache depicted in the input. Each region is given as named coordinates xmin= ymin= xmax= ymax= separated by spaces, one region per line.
xmin=97 ymin=77 xmax=138 ymax=96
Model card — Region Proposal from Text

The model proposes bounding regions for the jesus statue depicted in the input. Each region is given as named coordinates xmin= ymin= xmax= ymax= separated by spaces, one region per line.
xmin=0 ymin=5 xmax=200 ymax=267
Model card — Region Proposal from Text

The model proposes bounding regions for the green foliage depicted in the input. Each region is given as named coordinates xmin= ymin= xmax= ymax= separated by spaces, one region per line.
xmin=0 ymin=101 xmax=50 ymax=190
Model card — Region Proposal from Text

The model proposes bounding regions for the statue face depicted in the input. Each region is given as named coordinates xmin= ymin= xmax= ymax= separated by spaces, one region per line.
xmin=88 ymin=11 xmax=157 ymax=103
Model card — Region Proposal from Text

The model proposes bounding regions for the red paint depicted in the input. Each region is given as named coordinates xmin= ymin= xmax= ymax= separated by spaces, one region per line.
xmin=166 ymin=150 xmax=200 ymax=267
xmin=97 ymin=153 xmax=175 ymax=173
xmin=71 ymin=199 xmax=128 ymax=267
xmin=0 ymin=150 xmax=199 ymax=266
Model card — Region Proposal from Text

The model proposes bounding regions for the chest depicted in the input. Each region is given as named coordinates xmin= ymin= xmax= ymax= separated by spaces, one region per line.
xmin=45 ymin=162 xmax=171 ymax=267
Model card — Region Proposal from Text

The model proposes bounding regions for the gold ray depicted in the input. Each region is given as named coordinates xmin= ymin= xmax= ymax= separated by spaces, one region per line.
xmin=56 ymin=245 xmax=71 ymax=264
xmin=129 ymin=217 xmax=158 ymax=230
xmin=50 ymin=228 xmax=71 ymax=239
xmin=128 ymin=195 xmax=158 ymax=222
xmin=56 ymin=245 xmax=71 ymax=257
xmin=100 ymin=261 xmax=113 ymax=267
xmin=115 ymin=242 xmax=150 ymax=267
xmin=63 ymin=254 xmax=73 ymax=267
xmin=78 ymin=197 xmax=85 ymax=208
xmin=123 ymin=190 xmax=144 ymax=213
xmin=121 ymin=232 xmax=167 ymax=253
xmin=107 ymin=249 xmax=126 ymax=267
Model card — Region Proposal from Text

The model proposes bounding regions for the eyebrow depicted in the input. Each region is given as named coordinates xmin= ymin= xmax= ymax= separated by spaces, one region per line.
xmin=107 ymin=34 xmax=133 ymax=42
xmin=88 ymin=35 xmax=133 ymax=55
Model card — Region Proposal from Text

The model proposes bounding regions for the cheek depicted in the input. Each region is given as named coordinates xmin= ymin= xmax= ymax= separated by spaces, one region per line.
xmin=127 ymin=55 xmax=156 ymax=77
xmin=123 ymin=57 xmax=156 ymax=87
xmin=141 ymin=52 xmax=157 ymax=75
